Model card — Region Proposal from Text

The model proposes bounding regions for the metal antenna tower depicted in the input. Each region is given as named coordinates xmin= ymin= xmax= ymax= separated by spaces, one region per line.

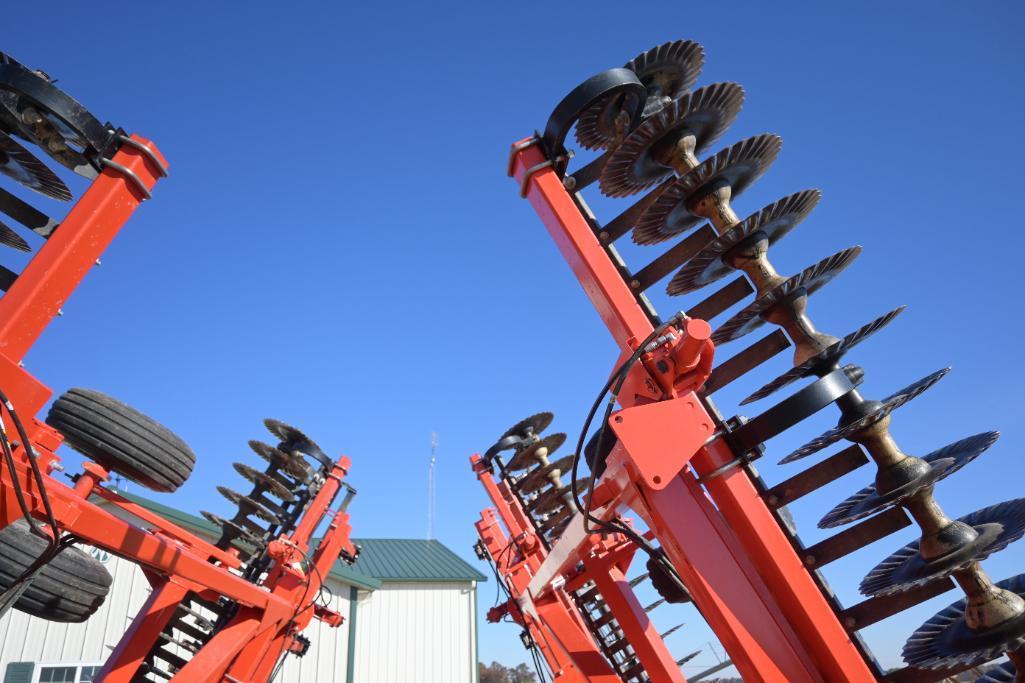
xmin=428 ymin=432 xmax=438 ymax=539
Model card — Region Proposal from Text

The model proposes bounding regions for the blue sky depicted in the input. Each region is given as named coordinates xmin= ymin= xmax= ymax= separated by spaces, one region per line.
xmin=3 ymin=1 xmax=1023 ymax=677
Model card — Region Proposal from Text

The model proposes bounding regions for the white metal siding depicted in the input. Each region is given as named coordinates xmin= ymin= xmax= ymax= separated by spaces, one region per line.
xmin=353 ymin=582 xmax=475 ymax=683
xmin=276 ymin=585 xmax=350 ymax=682
xmin=0 ymin=555 xmax=477 ymax=683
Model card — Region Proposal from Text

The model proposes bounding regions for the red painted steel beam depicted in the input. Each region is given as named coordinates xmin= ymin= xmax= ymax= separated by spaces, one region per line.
xmin=0 ymin=137 xmax=166 ymax=418
xmin=584 ymin=558 xmax=685 ymax=683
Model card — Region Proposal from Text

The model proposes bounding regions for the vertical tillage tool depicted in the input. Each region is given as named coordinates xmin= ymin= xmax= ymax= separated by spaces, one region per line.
xmin=0 ymin=50 xmax=360 ymax=682
xmin=480 ymin=39 xmax=1022 ymax=682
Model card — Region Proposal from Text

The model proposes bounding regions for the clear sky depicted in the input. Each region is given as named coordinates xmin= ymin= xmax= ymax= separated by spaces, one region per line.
xmin=3 ymin=1 xmax=1023 ymax=678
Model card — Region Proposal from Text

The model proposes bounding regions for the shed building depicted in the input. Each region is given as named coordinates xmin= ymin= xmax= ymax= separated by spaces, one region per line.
xmin=0 ymin=492 xmax=485 ymax=683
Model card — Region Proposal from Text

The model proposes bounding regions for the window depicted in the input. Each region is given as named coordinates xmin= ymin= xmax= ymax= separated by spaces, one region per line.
xmin=0 ymin=663 xmax=105 ymax=683
xmin=38 ymin=669 xmax=75 ymax=683
xmin=76 ymin=668 xmax=101 ymax=683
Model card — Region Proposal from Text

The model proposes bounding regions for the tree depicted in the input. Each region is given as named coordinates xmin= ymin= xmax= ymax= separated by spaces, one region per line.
xmin=479 ymin=660 xmax=536 ymax=683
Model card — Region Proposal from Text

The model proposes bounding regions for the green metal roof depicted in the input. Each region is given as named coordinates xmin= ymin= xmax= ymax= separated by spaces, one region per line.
xmin=345 ymin=539 xmax=486 ymax=583
xmin=97 ymin=491 xmax=484 ymax=589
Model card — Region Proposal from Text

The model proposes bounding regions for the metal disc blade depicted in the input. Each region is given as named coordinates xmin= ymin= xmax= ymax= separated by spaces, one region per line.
xmin=0 ymin=219 xmax=28 ymax=252
xmin=530 ymin=482 xmax=580 ymax=515
xmin=248 ymin=439 xmax=313 ymax=482
xmin=633 ymin=134 xmax=781 ymax=245
xmin=216 ymin=485 xmax=282 ymax=524
xmin=576 ymin=40 xmax=704 ymax=151
xmin=862 ymin=498 xmax=1025 ymax=597
xmin=233 ymin=462 xmax=296 ymax=502
xmin=902 ymin=573 xmax=1025 ymax=670
xmin=976 ymin=661 xmax=1016 ymax=682
xmin=781 ymin=366 xmax=950 ymax=465
xmin=263 ymin=418 xmax=331 ymax=467
xmin=819 ymin=431 xmax=999 ymax=528
xmin=506 ymin=432 xmax=568 ymax=471
xmin=502 ymin=412 xmax=554 ymax=440
xmin=0 ymin=130 xmax=70 ymax=201
xmin=517 ymin=455 xmax=574 ymax=493
xmin=741 ymin=306 xmax=906 ymax=406
xmin=712 ymin=246 xmax=862 ymax=345
xmin=201 ymin=510 xmax=264 ymax=546
xmin=599 ymin=82 xmax=745 ymax=198
xmin=667 ymin=189 xmax=821 ymax=295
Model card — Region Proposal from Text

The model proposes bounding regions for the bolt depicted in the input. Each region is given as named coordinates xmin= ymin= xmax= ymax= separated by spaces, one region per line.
xmin=95 ymin=259 xmax=101 ymax=266
xmin=56 ymin=308 xmax=63 ymax=317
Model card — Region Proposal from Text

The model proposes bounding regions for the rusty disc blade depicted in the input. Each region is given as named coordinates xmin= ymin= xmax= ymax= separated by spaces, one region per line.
xmin=599 ymin=82 xmax=744 ymax=198
xmin=248 ymin=440 xmax=313 ymax=482
xmin=667 ymin=189 xmax=820 ymax=295
xmin=902 ymin=573 xmax=1025 ymax=670
xmin=506 ymin=433 xmax=568 ymax=471
xmin=633 ymin=134 xmax=781 ymax=245
xmin=0 ymin=129 xmax=70 ymax=201
xmin=263 ymin=418 xmax=331 ymax=468
xmin=741 ymin=306 xmax=905 ymax=405
xmin=502 ymin=412 xmax=554 ymax=441
xmin=217 ymin=485 xmax=282 ymax=524
xmin=233 ymin=462 xmax=296 ymax=502
xmin=576 ymin=40 xmax=704 ymax=151
xmin=782 ymin=366 xmax=950 ymax=465
xmin=711 ymin=246 xmax=862 ymax=345
xmin=0 ymin=218 xmax=28 ymax=252
xmin=862 ymin=498 xmax=1025 ymax=597
xmin=517 ymin=455 xmax=574 ymax=493
xmin=820 ymin=431 xmax=998 ymax=528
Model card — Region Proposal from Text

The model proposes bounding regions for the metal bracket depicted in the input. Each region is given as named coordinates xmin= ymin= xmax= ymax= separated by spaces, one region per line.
xmin=98 ymin=158 xmax=153 ymax=201
xmin=117 ymin=135 xmax=169 ymax=177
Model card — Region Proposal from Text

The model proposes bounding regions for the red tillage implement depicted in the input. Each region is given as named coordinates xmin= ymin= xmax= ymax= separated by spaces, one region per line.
xmin=0 ymin=52 xmax=359 ymax=682
xmin=473 ymin=40 xmax=1023 ymax=683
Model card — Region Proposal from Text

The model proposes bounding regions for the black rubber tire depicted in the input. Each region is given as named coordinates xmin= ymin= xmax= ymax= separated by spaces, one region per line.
xmin=46 ymin=388 xmax=196 ymax=492
xmin=0 ymin=519 xmax=112 ymax=622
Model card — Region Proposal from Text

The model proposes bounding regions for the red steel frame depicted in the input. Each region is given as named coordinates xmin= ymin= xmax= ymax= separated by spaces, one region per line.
xmin=0 ymin=136 xmax=358 ymax=682
xmin=483 ymin=138 xmax=878 ymax=683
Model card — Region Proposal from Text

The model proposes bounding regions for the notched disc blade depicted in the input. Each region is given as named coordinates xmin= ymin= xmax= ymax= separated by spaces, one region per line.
xmin=502 ymin=412 xmax=554 ymax=441
xmin=862 ymin=498 xmax=1025 ymax=597
xmin=576 ymin=40 xmax=704 ymax=151
xmin=599 ymin=82 xmax=745 ymax=198
xmin=976 ymin=661 xmax=1016 ymax=682
xmin=633 ymin=134 xmax=781 ymax=245
xmin=201 ymin=510 xmax=264 ymax=546
xmin=217 ymin=485 xmax=282 ymax=524
xmin=0 ymin=130 xmax=71 ymax=201
xmin=0 ymin=219 xmax=29 ymax=252
xmin=667 ymin=189 xmax=821 ymax=295
xmin=517 ymin=455 xmax=574 ymax=493
xmin=263 ymin=418 xmax=331 ymax=467
xmin=902 ymin=573 xmax=1025 ymax=670
xmin=248 ymin=439 xmax=313 ymax=482
xmin=819 ymin=431 xmax=999 ymax=528
xmin=782 ymin=367 xmax=951 ymax=465
xmin=741 ymin=306 xmax=906 ymax=405
xmin=712 ymin=246 xmax=862 ymax=345
xmin=233 ymin=462 xmax=297 ymax=502
xmin=506 ymin=433 xmax=568 ymax=471
xmin=530 ymin=483 xmax=577 ymax=515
